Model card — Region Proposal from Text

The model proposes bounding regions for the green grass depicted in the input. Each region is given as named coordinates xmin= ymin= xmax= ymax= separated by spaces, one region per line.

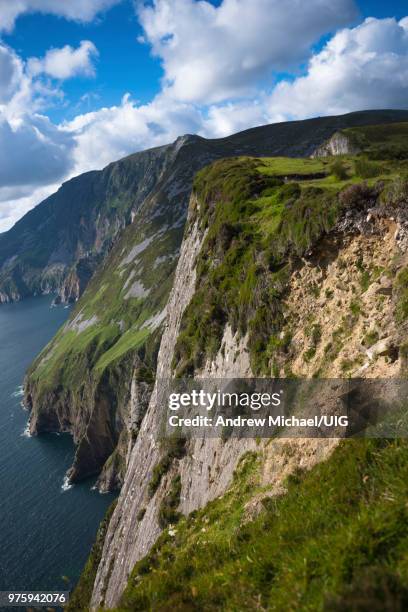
xmin=96 ymin=327 xmax=151 ymax=372
xmin=256 ymin=156 xmax=327 ymax=176
xmin=117 ymin=439 xmax=408 ymax=612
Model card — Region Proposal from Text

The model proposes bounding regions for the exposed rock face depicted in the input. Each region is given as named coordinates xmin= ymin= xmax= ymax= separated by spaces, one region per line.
xmin=53 ymin=257 xmax=101 ymax=304
xmin=91 ymin=212 xmax=204 ymax=606
xmin=90 ymin=206 xmax=262 ymax=608
xmin=311 ymin=130 xmax=360 ymax=157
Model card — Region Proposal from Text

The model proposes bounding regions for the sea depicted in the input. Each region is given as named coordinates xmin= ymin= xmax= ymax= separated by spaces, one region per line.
xmin=0 ymin=295 xmax=116 ymax=597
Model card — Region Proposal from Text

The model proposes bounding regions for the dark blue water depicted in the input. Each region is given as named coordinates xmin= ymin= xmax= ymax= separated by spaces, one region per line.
xmin=0 ymin=296 xmax=116 ymax=593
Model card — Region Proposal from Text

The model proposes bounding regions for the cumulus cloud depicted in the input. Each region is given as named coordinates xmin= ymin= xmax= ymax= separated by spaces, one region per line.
xmin=64 ymin=93 xmax=204 ymax=173
xmin=0 ymin=44 xmax=24 ymax=103
xmin=137 ymin=0 xmax=357 ymax=103
xmin=0 ymin=110 xmax=76 ymax=231
xmin=203 ymin=99 xmax=269 ymax=138
xmin=0 ymin=114 xmax=75 ymax=187
xmin=0 ymin=0 xmax=121 ymax=32
xmin=28 ymin=41 xmax=99 ymax=80
xmin=0 ymin=183 xmax=59 ymax=232
xmin=0 ymin=42 xmax=76 ymax=230
xmin=268 ymin=17 xmax=408 ymax=120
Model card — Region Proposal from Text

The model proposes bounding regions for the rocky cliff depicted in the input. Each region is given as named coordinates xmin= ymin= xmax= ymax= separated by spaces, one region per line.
xmin=311 ymin=130 xmax=360 ymax=157
xmin=79 ymin=121 xmax=408 ymax=609
xmin=24 ymin=111 xmax=408 ymax=496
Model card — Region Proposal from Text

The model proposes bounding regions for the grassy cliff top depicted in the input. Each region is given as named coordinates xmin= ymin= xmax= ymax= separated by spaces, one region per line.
xmin=174 ymin=122 xmax=408 ymax=377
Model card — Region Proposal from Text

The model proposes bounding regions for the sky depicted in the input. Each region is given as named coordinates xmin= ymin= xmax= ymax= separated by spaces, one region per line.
xmin=0 ymin=0 xmax=407 ymax=231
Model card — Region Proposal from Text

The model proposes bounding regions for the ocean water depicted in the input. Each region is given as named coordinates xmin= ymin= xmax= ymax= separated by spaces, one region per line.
xmin=0 ymin=296 xmax=116 ymax=594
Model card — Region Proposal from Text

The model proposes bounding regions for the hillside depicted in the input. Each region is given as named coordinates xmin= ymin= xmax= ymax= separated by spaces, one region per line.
xmin=114 ymin=438 xmax=408 ymax=611
xmin=23 ymin=110 xmax=408 ymax=494
xmin=2 ymin=110 xmax=408 ymax=306
xmin=61 ymin=119 xmax=408 ymax=609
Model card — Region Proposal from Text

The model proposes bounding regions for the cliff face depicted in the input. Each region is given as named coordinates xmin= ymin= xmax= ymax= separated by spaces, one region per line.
xmin=88 ymin=124 xmax=408 ymax=608
xmin=0 ymin=145 xmax=172 ymax=303
xmin=24 ymin=111 xmax=408 ymax=494
xmin=311 ymin=130 xmax=360 ymax=157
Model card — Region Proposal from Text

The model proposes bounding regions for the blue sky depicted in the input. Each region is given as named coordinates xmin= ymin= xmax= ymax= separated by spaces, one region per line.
xmin=0 ymin=0 xmax=407 ymax=230
xmin=3 ymin=2 xmax=161 ymax=121
xmin=2 ymin=0 xmax=407 ymax=122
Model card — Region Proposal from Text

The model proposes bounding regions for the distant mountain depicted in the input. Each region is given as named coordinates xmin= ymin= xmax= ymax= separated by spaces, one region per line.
xmin=2 ymin=109 xmax=408 ymax=304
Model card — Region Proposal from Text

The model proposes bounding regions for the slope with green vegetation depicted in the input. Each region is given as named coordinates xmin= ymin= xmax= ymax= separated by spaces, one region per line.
xmin=116 ymin=438 xmax=408 ymax=611
xmin=25 ymin=187 xmax=182 ymax=490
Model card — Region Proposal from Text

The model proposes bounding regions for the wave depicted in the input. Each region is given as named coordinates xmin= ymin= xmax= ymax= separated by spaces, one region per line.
xmin=11 ymin=385 xmax=24 ymax=398
xmin=61 ymin=476 xmax=73 ymax=492
xmin=21 ymin=423 xmax=31 ymax=438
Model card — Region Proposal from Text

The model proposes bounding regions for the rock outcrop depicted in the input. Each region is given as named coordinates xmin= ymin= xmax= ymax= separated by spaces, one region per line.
xmin=311 ymin=130 xmax=360 ymax=157
xmin=90 ymin=203 xmax=260 ymax=607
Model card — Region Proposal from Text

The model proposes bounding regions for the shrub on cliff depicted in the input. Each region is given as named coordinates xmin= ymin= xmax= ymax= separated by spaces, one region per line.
xmin=339 ymin=182 xmax=377 ymax=210
xmin=381 ymin=176 xmax=408 ymax=208
xmin=330 ymin=159 xmax=349 ymax=181
xmin=354 ymin=157 xmax=381 ymax=179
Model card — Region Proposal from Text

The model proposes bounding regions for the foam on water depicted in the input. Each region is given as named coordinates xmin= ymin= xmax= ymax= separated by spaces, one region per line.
xmin=21 ymin=423 xmax=31 ymax=438
xmin=61 ymin=475 xmax=73 ymax=492
xmin=11 ymin=385 xmax=24 ymax=398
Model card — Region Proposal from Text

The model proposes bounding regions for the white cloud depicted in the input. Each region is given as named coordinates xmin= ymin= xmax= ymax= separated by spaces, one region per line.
xmin=0 ymin=114 xmax=75 ymax=187
xmin=268 ymin=17 xmax=408 ymax=120
xmin=28 ymin=41 xmax=99 ymax=80
xmin=64 ymin=93 xmax=204 ymax=173
xmin=0 ymin=0 xmax=121 ymax=32
xmin=137 ymin=0 xmax=357 ymax=103
xmin=203 ymin=99 xmax=269 ymax=138
xmin=0 ymin=42 xmax=76 ymax=229
xmin=0 ymin=183 xmax=58 ymax=232
xmin=0 ymin=44 xmax=24 ymax=103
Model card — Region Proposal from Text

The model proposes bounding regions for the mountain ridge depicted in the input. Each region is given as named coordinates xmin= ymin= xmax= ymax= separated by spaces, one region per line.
xmin=2 ymin=109 xmax=408 ymax=304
